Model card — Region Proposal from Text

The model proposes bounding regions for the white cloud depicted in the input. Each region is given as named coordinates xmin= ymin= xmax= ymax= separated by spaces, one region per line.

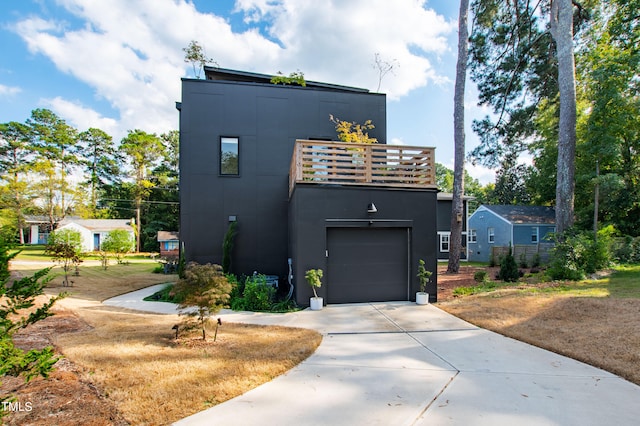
xmin=44 ymin=96 xmax=119 ymax=138
xmin=235 ymin=0 xmax=455 ymax=99
xmin=466 ymin=162 xmax=496 ymax=186
xmin=12 ymin=0 xmax=454 ymax=139
xmin=0 ymin=83 xmax=22 ymax=97
xmin=439 ymin=157 xmax=495 ymax=186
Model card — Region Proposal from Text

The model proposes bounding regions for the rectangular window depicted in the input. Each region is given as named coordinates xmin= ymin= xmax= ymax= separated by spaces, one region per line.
xmin=440 ymin=233 xmax=450 ymax=252
xmin=220 ymin=136 xmax=239 ymax=175
xmin=468 ymin=229 xmax=477 ymax=243
xmin=531 ymin=227 xmax=539 ymax=243
xmin=165 ymin=241 xmax=179 ymax=251
xmin=488 ymin=227 xmax=495 ymax=244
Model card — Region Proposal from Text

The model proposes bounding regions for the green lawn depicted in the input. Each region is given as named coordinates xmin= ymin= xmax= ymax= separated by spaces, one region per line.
xmin=454 ymin=264 xmax=640 ymax=299
xmin=13 ymin=244 xmax=157 ymax=263
xmin=12 ymin=244 xmax=51 ymax=261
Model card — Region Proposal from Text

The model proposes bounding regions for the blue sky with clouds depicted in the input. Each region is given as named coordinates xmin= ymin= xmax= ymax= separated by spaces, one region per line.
xmin=0 ymin=0 xmax=494 ymax=183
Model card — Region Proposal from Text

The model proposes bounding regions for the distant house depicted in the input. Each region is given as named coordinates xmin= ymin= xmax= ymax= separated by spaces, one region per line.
xmin=157 ymin=231 xmax=179 ymax=257
xmin=436 ymin=192 xmax=474 ymax=261
xmin=468 ymin=205 xmax=555 ymax=263
xmin=56 ymin=218 xmax=135 ymax=252
xmin=25 ymin=215 xmax=52 ymax=244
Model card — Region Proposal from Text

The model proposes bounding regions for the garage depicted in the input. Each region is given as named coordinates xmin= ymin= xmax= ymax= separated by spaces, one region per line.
xmin=326 ymin=227 xmax=409 ymax=304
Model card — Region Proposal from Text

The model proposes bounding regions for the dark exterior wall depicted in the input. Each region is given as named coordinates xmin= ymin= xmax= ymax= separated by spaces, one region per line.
xmin=289 ymin=184 xmax=439 ymax=305
xmin=436 ymin=198 xmax=468 ymax=260
xmin=436 ymin=199 xmax=453 ymax=231
xmin=179 ymin=78 xmax=386 ymax=280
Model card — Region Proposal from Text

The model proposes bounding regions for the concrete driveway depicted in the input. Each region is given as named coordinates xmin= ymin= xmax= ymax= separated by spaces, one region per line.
xmin=105 ymin=286 xmax=640 ymax=425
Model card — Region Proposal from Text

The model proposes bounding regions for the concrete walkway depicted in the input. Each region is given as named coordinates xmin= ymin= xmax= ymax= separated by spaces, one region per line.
xmin=104 ymin=287 xmax=640 ymax=425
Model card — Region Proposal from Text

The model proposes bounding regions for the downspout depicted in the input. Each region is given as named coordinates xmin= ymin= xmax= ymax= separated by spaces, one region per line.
xmin=285 ymin=258 xmax=294 ymax=301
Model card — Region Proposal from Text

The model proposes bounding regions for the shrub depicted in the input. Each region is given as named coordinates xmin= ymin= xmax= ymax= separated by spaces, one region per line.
xmin=519 ymin=253 xmax=528 ymax=269
xmin=173 ymin=262 xmax=232 ymax=340
xmin=1 ymin=236 xmax=65 ymax=417
xmin=531 ymin=253 xmax=541 ymax=268
xmin=416 ymin=260 xmax=432 ymax=293
xmin=305 ymin=269 xmax=323 ymax=298
xmin=101 ymin=229 xmax=135 ymax=265
xmin=474 ymin=270 xmax=488 ymax=283
xmin=230 ymin=274 xmax=275 ymax=312
xmin=547 ymin=227 xmax=615 ymax=281
xmin=222 ymin=221 xmax=237 ymax=274
xmin=488 ymin=251 xmax=497 ymax=267
xmin=45 ymin=229 xmax=84 ymax=287
xmin=497 ymin=245 xmax=519 ymax=282
xmin=612 ymin=236 xmax=634 ymax=263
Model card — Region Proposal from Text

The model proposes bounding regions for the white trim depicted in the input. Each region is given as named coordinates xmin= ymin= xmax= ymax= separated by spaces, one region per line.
xmin=438 ymin=231 xmax=451 ymax=252
xmin=468 ymin=205 xmax=512 ymax=226
xmin=488 ymin=227 xmax=495 ymax=244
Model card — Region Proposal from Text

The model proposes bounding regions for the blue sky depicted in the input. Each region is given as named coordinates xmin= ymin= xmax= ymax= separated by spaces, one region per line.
xmin=0 ymin=0 xmax=494 ymax=183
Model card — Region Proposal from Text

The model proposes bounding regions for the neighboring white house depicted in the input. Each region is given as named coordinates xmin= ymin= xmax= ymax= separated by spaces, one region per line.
xmin=56 ymin=218 xmax=135 ymax=252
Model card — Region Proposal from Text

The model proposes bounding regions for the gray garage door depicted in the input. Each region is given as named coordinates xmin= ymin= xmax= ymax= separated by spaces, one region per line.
xmin=326 ymin=227 xmax=409 ymax=304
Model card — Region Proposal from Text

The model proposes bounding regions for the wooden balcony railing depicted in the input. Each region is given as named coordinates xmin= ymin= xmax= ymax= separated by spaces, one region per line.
xmin=289 ymin=140 xmax=436 ymax=195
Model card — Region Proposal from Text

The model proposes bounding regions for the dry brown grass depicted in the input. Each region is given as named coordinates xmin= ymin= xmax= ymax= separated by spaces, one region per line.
xmin=437 ymin=266 xmax=640 ymax=386
xmin=55 ymin=308 xmax=321 ymax=425
xmin=4 ymin=260 xmax=322 ymax=425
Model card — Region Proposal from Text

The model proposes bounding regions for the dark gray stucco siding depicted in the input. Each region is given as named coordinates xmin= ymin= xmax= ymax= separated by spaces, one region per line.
xmin=179 ymin=78 xmax=386 ymax=280
xmin=289 ymin=185 xmax=438 ymax=305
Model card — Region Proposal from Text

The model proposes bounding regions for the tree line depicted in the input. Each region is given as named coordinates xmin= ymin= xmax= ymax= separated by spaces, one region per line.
xmin=467 ymin=0 xmax=639 ymax=236
xmin=0 ymin=109 xmax=179 ymax=252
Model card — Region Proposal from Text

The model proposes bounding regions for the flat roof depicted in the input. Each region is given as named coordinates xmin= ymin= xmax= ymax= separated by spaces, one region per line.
xmin=201 ymin=66 xmax=372 ymax=93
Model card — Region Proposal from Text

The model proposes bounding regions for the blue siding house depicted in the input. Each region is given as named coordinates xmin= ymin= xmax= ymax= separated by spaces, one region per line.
xmin=468 ymin=205 xmax=555 ymax=263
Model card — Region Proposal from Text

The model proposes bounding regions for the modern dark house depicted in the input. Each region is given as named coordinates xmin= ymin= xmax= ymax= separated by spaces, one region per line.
xmin=178 ymin=67 xmax=439 ymax=305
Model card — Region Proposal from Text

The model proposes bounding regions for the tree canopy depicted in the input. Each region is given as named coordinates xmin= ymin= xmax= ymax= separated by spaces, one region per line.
xmin=0 ymin=109 xmax=179 ymax=252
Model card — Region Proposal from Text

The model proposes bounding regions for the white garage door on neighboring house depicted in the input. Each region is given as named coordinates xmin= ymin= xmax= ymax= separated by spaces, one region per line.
xmin=326 ymin=227 xmax=409 ymax=304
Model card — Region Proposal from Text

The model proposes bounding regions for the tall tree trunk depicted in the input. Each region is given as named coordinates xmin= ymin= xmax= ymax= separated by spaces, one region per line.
xmin=135 ymin=200 xmax=141 ymax=253
xmin=447 ymin=0 xmax=469 ymax=274
xmin=593 ymin=159 xmax=599 ymax=239
xmin=550 ymin=0 xmax=577 ymax=235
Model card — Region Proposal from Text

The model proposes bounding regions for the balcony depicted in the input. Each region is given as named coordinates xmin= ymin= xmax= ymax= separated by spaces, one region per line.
xmin=289 ymin=140 xmax=437 ymax=195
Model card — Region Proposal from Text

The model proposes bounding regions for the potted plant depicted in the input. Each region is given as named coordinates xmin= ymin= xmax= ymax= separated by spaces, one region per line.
xmin=416 ymin=259 xmax=432 ymax=305
xmin=305 ymin=268 xmax=324 ymax=310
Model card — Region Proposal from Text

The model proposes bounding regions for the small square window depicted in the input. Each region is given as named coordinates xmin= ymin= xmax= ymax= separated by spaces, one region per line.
xmin=468 ymin=229 xmax=477 ymax=243
xmin=220 ymin=136 xmax=239 ymax=175
xmin=488 ymin=227 xmax=495 ymax=244
xmin=531 ymin=227 xmax=539 ymax=243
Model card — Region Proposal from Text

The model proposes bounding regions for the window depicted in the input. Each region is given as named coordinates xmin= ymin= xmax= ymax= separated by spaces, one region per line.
xmin=220 ymin=136 xmax=239 ymax=175
xmin=439 ymin=232 xmax=450 ymax=252
xmin=165 ymin=241 xmax=179 ymax=251
xmin=531 ymin=227 xmax=539 ymax=243
xmin=488 ymin=227 xmax=495 ymax=243
xmin=468 ymin=229 xmax=477 ymax=243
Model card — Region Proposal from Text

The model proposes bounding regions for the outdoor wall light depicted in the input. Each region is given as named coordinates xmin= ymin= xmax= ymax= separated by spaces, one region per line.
xmin=367 ymin=203 xmax=378 ymax=214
